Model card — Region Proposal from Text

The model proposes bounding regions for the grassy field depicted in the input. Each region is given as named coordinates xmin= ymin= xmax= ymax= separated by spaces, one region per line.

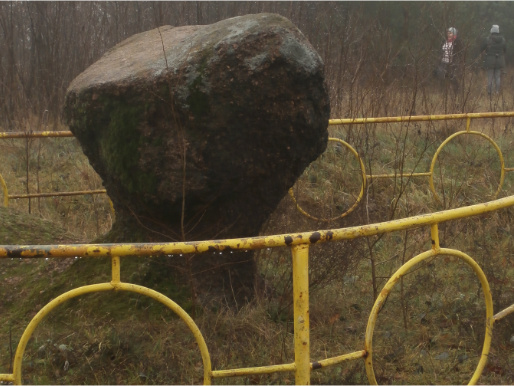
xmin=1 ymin=76 xmax=514 ymax=384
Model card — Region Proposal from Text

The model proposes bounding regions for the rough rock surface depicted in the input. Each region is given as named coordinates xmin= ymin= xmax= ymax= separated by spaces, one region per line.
xmin=64 ymin=13 xmax=329 ymax=306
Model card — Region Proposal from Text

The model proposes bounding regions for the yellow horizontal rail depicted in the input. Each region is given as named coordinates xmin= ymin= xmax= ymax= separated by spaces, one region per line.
xmin=8 ymin=189 xmax=107 ymax=200
xmin=493 ymin=303 xmax=514 ymax=322
xmin=311 ymin=350 xmax=367 ymax=369
xmin=0 ymin=374 xmax=15 ymax=382
xmin=212 ymin=363 xmax=296 ymax=378
xmin=0 ymin=131 xmax=74 ymax=138
xmin=329 ymin=111 xmax=514 ymax=125
xmin=3 ymin=111 xmax=512 ymax=140
xmin=2 ymin=195 xmax=514 ymax=259
xmin=210 ymin=350 xmax=366 ymax=378
xmin=367 ymin=172 xmax=432 ymax=179
xmin=0 ymin=130 xmax=107 ymax=209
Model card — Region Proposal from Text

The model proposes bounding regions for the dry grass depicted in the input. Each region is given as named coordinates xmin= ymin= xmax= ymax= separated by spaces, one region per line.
xmin=1 ymin=134 xmax=112 ymax=242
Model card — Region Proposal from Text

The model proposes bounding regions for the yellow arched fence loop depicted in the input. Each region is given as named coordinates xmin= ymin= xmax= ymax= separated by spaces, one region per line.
xmin=429 ymin=131 xmax=505 ymax=205
xmin=364 ymin=248 xmax=494 ymax=386
xmin=11 ymin=281 xmax=213 ymax=385
xmin=288 ymin=138 xmax=366 ymax=222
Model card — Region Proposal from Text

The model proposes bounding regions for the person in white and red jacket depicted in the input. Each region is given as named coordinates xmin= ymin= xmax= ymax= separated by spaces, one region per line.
xmin=436 ymin=27 xmax=464 ymax=92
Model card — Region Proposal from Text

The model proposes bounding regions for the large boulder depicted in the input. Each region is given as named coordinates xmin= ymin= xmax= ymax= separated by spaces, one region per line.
xmin=64 ymin=13 xmax=329 ymax=306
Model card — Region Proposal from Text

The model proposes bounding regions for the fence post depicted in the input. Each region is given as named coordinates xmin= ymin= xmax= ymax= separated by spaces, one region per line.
xmin=0 ymin=173 xmax=8 ymax=207
xmin=292 ymin=243 xmax=310 ymax=385
xmin=111 ymin=256 xmax=121 ymax=285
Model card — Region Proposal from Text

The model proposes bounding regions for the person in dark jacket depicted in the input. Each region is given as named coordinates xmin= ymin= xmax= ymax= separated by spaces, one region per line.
xmin=481 ymin=24 xmax=507 ymax=95
xmin=437 ymin=27 xmax=463 ymax=92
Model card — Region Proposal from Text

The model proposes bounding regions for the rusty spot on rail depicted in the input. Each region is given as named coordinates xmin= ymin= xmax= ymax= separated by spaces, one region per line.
xmin=309 ymin=232 xmax=321 ymax=244
xmin=6 ymin=249 xmax=24 ymax=258
xmin=284 ymin=236 xmax=293 ymax=246
xmin=312 ymin=362 xmax=322 ymax=370
xmin=6 ymin=248 xmax=46 ymax=258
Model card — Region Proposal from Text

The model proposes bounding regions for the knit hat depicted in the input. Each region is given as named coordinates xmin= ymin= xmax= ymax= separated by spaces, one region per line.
xmin=491 ymin=25 xmax=500 ymax=34
xmin=448 ymin=27 xmax=457 ymax=36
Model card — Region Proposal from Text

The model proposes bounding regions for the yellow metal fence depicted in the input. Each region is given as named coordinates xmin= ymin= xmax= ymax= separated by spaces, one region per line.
xmin=1 ymin=196 xmax=514 ymax=384
xmin=290 ymin=111 xmax=514 ymax=221
xmin=1 ymin=112 xmax=514 ymax=384
xmin=2 ymin=112 xmax=514 ymax=217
